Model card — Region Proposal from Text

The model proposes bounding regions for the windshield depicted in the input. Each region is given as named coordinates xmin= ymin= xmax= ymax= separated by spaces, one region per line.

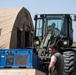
xmin=35 ymin=16 xmax=64 ymax=39
xmin=46 ymin=17 xmax=64 ymax=36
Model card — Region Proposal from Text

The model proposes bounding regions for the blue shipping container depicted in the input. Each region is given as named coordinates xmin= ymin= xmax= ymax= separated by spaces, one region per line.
xmin=0 ymin=48 xmax=40 ymax=70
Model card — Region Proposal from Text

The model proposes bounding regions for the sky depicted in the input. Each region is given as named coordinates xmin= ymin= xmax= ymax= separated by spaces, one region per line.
xmin=0 ymin=0 xmax=76 ymax=41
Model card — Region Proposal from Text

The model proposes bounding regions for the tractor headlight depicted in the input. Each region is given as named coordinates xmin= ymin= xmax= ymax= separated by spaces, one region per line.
xmin=35 ymin=40 xmax=40 ymax=45
xmin=63 ymin=41 xmax=68 ymax=45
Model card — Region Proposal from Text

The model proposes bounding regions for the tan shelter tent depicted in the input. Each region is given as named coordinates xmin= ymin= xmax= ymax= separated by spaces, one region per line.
xmin=0 ymin=7 xmax=34 ymax=49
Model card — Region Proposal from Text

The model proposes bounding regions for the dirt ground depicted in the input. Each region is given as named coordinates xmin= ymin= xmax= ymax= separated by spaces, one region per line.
xmin=72 ymin=43 xmax=76 ymax=46
xmin=72 ymin=43 xmax=76 ymax=50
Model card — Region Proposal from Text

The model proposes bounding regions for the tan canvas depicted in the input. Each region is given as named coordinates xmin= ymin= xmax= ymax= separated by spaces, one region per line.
xmin=0 ymin=7 xmax=34 ymax=49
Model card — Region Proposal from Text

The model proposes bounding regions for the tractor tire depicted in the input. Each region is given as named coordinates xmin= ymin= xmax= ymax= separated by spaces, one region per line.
xmin=63 ymin=51 xmax=75 ymax=75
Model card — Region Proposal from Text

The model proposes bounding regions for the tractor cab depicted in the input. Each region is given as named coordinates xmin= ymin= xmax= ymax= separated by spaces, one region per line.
xmin=34 ymin=14 xmax=73 ymax=55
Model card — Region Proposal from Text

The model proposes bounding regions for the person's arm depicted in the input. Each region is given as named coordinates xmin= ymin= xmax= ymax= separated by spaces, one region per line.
xmin=48 ymin=55 xmax=57 ymax=72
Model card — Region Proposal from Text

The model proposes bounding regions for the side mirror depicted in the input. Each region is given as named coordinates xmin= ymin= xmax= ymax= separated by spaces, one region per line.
xmin=74 ymin=15 xmax=76 ymax=21
xmin=34 ymin=15 xmax=37 ymax=20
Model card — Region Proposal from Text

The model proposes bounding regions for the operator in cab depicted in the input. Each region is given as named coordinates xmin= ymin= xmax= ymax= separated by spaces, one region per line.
xmin=48 ymin=44 xmax=64 ymax=75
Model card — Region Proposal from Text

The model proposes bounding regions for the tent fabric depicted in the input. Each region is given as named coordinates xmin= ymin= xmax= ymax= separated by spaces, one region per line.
xmin=0 ymin=7 xmax=34 ymax=49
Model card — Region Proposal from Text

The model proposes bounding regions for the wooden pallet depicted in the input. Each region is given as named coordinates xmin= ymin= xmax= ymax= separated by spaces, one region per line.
xmin=0 ymin=69 xmax=46 ymax=75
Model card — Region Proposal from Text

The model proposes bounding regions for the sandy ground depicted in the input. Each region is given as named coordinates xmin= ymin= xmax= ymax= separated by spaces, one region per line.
xmin=72 ymin=43 xmax=76 ymax=50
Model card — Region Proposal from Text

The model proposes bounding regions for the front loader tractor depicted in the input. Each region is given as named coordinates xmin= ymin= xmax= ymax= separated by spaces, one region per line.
xmin=34 ymin=14 xmax=76 ymax=75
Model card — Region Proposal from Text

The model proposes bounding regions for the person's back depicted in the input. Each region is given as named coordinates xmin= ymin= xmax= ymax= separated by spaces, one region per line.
xmin=53 ymin=52 xmax=64 ymax=75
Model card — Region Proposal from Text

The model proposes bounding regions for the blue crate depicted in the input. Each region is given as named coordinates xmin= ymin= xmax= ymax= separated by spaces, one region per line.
xmin=0 ymin=48 xmax=40 ymax=70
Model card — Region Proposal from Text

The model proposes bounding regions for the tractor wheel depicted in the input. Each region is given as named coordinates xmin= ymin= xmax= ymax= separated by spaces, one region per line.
xmin=63 ymin=51 xmax=75 ymax=75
